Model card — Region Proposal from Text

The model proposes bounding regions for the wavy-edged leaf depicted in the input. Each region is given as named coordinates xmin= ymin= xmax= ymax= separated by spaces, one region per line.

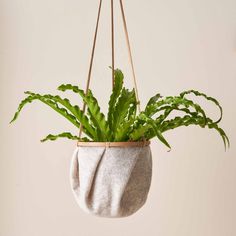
xmin=58 ymin=84 xmax=110 ymax=141
xmin=114 ymin=101 xmax=138 ymax=141
xmin=108 ymin=69 xmax=124 ymax=131
xmin=58 ymin=84 xmax=85 ymax=95
xmin=180 ymin=90 xmax=223 ymax=123
xmin=207 ymin=119 xmax=230 ymax=150
xmin=138 ymin=113 xmax=171 ymax=149
xmin=129 ymin=123 xmax=152 ymax=141
xmin=154 ymin=105 xmax=198 ymax=125
xmin=114 ymin=117 xmax=135 ymax=141
xmin=153 ymin=115 xmax=230 ymax=150
xmin=145 ymin=93 xmax=162 ymax=114
xmin=41 ymin=132 xmax=84 ymax=142
xmin=10 ymin=93 xmax=81 ymax=131
xmin=85 ymin=90 xmax=110 ymax=141
xmin=127 ymin=103 xmax=137 ymax=120
xmin=112 ymin=88 xmax=136 ymax=137
xmin=10 ymin=95 xmax=35 ymax=123
xmin=144 ymin=96 xmax=207 ymax=127
xmin=11 ymin=72 xmax=229 ymax=149
xmin=24 ymin=91 xmax=96 ymax=139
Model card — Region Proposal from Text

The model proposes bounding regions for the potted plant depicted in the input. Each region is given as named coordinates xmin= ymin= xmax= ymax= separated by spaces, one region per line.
xmin=11 ymin=69 xmax=229 ymax=218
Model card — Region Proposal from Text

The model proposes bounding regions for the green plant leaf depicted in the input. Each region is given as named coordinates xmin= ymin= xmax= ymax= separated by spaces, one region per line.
xmin=108 ymin=69 xmax=124 ymax=132
xmin=114 ymin=117 xmax=135 ymax=141
xmin=155 ymin=115 xmax=230 ymax=150
xmin=24 ymin=91 xmax=96 ymax=139
xmin=129 ymin=123 xmax=151 ymax=141
xmin=145 ymin=93 xmax=162 ymax=114
xmin=138 ymin=113 xmax=171 ymax=149
xmin=180 ymin=90 xmax=223 ymax=123
xmin=127 ymin=103 xmax=137 ymax=120
xmin=41 ymin=132 xmax=81 ymax=142
xmin=207 ymin=119 xmax=230 ymax=150
xmin=144 ymin=96 xmax=207 ymax=126
xmin=58 ymin=84 xmax=85 ymax=95
xmin=113 ymin=97 xmax=138 ymax=142
xmin=114 ymin=97 xmax=138 ymax=141
xmin=85 ymin=90 xmax=110 ymax=141
xmin=111 ymin=88 xmax=136 ymax=138
xmin=58 ymin=84 xmax=110 ymax=141
xmin=10 ymin=93 xmax=81 ymax=131
xmin=11 ymin=70 xmax=229 ymax=149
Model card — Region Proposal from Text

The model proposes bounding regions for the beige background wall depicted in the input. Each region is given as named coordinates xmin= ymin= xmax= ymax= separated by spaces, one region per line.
xmin=0 ymin=0 xmax=236 ymax=235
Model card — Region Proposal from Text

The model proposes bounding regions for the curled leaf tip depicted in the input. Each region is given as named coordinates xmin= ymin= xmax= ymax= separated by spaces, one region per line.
xmin=24 ymin=91 xmax=33 ymax=95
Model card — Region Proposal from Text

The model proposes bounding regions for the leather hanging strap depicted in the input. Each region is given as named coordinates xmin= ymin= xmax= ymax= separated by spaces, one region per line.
xmin=111 ymin=0 xmax=115 ymax=88
xmin=79 ymin=0 xmax=103 ymax=138
xmin=119 ymin=0 xmax=141 ymax=113
xmin=79 ymin=0 xmax=141 ymax=139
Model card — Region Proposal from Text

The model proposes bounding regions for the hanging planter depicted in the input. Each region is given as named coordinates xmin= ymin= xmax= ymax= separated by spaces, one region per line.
xmin=71 ymin=141 xmax=152 ymax=218
xmin=11 ymin=0 xmax=229 ymax=218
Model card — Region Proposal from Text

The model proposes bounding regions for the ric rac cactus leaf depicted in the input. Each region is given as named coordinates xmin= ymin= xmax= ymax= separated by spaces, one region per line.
xmin=10 ymin=96 xmax=34 ymax=123
xmin=127 ymin=103 xmax=137 ymax=120
xmin=138 ymin=113 xmax=171 ymax=149
xmin=10 ymin=93 xmax=81 ymax=130
xmin=180 ymin=89 xmax=223 ymax=123
xmin=207 ymin=118 xmax=230 ymax=150
xmin=157 ymin=115 xmax=229 ymax=150
xmin=129 ymin=123 xmax=152 ymax=141
xmin=114 ymin=99 xmax=138 ymax=141
xmin=57 ymin=84 xmax=85 ymax=95
xmin=114 ymin=117 xmax=135 ymax=142
xmin=11 ymin=70 xmax=229 ymax=150
xmin=146 ymin=93 xmax=162 ymax=107
xmin=145 ymin=93 xmax=162 ymax=114
xmin=108 ymin=69 xmax=124 ymax=131
xmin=144 ymin=96 xmax=207 ymax=126
xmin=111 ymin=88 xmax=136 ymax=136
xmin=24 ymin=91 xmax=96 ymax=139
xmin=41 ymin=132 xmax=81 ymax=142
xmin=84 ymin=90 xmax=110 ymax=141
xmin=58 ymin=84 xmax=110 ymax=140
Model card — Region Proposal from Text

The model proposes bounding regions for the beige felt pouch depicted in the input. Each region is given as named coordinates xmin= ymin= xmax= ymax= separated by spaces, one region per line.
xmin=70 ymin=142 xmax=152 ymax=218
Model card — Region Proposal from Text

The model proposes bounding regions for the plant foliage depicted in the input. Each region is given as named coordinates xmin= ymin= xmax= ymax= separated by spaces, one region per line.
xmin=11 ymin=69 xmax=230 ymax=149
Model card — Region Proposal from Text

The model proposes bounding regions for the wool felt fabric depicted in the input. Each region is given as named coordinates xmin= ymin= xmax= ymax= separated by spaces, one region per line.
xmin=70 ymin=145 xmax=152 ymax=218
